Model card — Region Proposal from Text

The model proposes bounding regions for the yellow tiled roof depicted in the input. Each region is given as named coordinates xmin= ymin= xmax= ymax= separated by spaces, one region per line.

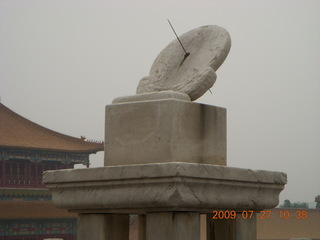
xmin=0 ymin=103 xmax=104 ymax=153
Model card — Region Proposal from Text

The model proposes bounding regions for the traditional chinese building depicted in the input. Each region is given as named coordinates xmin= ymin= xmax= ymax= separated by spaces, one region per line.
xmin=0 ymin=102 xmax=104 ymax=240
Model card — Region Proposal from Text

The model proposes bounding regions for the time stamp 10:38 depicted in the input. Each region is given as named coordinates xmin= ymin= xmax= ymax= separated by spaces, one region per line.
xmin=212 ymin=210 xmax=309 ymax=220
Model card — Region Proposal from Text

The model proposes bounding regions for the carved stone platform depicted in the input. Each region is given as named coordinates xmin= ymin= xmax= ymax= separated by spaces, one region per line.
xmin=44 ymin=162 xmax=286 ymax=240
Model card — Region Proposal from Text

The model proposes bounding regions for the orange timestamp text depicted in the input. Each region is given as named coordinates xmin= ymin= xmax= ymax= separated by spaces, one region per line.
xmin=212 ymin=210 xmax=308 ymax=220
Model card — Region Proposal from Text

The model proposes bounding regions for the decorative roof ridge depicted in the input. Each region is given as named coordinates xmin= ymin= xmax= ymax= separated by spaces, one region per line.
xmin=1 ymin=103 xmax=93 ymax=143
xmin=0 ymin=103 xmax=104 ymax=151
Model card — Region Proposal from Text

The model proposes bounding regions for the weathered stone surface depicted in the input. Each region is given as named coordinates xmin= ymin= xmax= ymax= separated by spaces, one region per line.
xmin=112 ymin=91 xmax=191 ymax=104
xmin=136 ymin=25 xmax=231 ymax=101
xmin=206 ymin=214 xmax=257 ymax=240
xmin=235 ymin=215 xmax=257 ymax=240
xmin=77 ymin=214 xmax=129 ymax=240
xmin=146 ymin=212 xmax=200 ymax=240
xmin=43 ymin=162 xmax=287 ymax=214
xmin=138 ymin=215 xmax=146 ymax=240
xmin=105 ymin=99 xmax=226 ymax=166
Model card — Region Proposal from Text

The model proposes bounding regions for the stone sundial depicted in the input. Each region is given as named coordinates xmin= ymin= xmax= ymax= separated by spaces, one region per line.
xmin=44 ymin=23 xmax=286 ymax=240
xmin=136 ymin=25 xmax=231 ymax=101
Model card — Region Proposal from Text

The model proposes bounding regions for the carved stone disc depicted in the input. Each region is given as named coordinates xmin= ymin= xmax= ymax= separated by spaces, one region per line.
xmin=136 ymin=25 xmax=231 ymax=101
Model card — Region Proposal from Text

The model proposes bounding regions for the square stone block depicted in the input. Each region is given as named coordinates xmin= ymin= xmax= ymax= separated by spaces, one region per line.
xmin=104 ymin=99 xmax=226 ymax=166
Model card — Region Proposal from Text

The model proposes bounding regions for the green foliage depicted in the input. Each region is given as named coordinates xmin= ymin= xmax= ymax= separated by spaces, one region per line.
xmin=316 ymin=195 xmax=320 ymax=209
xmin=279 ymin=199 xmax=309 ymax=209
xmin=282 ymin=199 xmax=292 ymax=208
xmin=292 ymin=202 xmax=309 ymax=208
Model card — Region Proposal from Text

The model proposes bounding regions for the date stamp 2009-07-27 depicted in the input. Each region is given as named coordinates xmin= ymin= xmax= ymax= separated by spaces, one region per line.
xmin=211 ymin=210 xmax=308 ymax=220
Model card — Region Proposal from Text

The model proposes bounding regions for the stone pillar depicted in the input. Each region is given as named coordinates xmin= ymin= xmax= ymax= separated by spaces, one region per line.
xmin=207 ymin=216 xmax=235 ymax=240
xmin=207 ymin=212 xmax=256 ymax=240
xmin=235 ymin=214 xmax=256 ymax=240
xmin=77 ymin=214 xmax=129 ymax=240
xmin=138 ymin=215 xmax=146 ymax=240
xmin=146 ymin=212 xmax=200 ymax=240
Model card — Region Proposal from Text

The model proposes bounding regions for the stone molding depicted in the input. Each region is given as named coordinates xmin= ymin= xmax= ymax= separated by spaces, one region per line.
xmin=43 ymin=163 xmax=286 ymax=214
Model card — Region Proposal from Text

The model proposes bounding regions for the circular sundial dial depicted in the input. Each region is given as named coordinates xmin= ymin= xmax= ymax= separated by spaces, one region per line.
xmin=136 ymin=25 xmax=231 ymax=101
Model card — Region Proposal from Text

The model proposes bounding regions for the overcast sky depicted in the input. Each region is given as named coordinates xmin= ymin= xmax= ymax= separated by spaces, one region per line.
xmin=1 ymin=0 xmax=319 ymax=204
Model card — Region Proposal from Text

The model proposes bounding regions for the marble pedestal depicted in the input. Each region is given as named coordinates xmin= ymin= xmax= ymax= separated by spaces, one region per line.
xmin=43 ymin=162 xmax=286 ymax=240
xmin=105 ymin=98 xmax=226 ymax=166
xmin=44 ymin=97 xmax=286 ymax=240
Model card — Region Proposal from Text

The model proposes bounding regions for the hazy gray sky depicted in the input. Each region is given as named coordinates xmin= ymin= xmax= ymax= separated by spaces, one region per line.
xmin=1 ymin=0 xmax=319 ymax=204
